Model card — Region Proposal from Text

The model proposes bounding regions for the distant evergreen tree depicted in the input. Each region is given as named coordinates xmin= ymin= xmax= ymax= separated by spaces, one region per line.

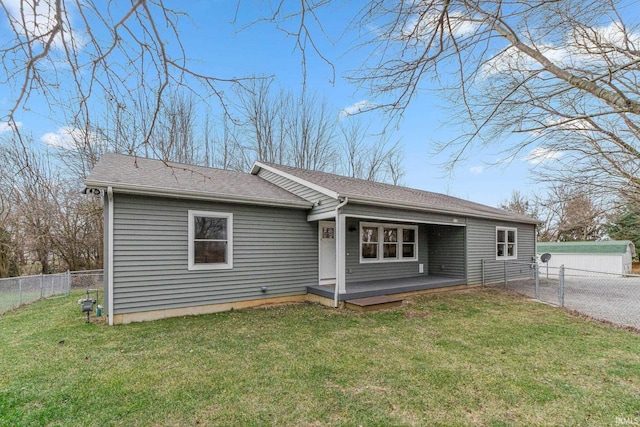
xmin=605 ymin=202 xmax=640 ymax=260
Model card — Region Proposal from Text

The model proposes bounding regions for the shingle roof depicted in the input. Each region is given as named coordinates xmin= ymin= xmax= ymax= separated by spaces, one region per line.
xmin=258 ymin=162 xmax=539 ymax=224
xmin=85 ymin=154 xmax=311 ymax=208
xmin=86 ymin=154 xmax=540 ymax=223
xmin=537 ymin=241 xmax=635 ymax=255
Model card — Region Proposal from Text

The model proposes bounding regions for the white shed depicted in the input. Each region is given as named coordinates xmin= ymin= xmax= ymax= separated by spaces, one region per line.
xmin=537 ymin=241 xmax=636 ymax=275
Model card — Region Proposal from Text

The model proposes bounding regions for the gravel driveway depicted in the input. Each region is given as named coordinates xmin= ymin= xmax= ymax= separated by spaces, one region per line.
xmin=504 ymin=274 xmax=640 ymax=329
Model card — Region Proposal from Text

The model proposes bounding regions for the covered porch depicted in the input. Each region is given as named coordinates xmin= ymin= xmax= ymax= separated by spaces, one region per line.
xmin=313 ymin=204 xmax=468 ymax=306
xmin=307 ymin=274 xmax=467 ymax=301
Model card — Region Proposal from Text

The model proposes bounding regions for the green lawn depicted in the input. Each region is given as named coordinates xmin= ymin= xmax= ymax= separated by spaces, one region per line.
xmin=0 ymin=291 xmax=42 ymax=314
xmin=1 ymin=289 xmax=639 ymax=426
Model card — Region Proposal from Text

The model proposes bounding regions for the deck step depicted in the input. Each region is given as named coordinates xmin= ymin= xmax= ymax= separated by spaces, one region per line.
xmin=345 ymin=295 xmax=404 ymax=312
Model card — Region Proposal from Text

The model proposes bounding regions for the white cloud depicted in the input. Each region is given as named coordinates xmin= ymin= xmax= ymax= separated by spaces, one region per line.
xmin=482 ymin=21 xmax=640 ymax=78
xmin=3 ymin=0 xmax=81 ymax=50
xmin=401 ymin=11 xmax=479 ymax=41
xmin=40 ymin=126 xmax=97 ymax=150
xmin=469 ymin=166 xmax=484 ymax=174
xmin=522 ymin=147 xmax=563 ymax=165
xmin=0 ymin=121 xmax=22 ymax=133
xmin=544 ymin=116 xmax=594 ymax=133
xmin=339 ymin=100 xmax=376 ymax=118
xmin=41 ymin=128 xmax=76 ymax=150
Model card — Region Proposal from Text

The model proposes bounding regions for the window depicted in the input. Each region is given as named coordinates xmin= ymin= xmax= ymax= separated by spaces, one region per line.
xmin=360 ymin=222 xmax=418 ymax=263
xmin=188 ymin=211 xmax=233 ymax=270
xmin=322 ymin=226 xmax=335 ymax=239
xmin=361 ymin=226 xmax=378 ymax=259
xmin=383 ymin=228 xmax=398 ymax=259
xmin=402 ymin=228 xmax=416 ymax=258
xmin=496 ymin=227 xmax=517 ymax=260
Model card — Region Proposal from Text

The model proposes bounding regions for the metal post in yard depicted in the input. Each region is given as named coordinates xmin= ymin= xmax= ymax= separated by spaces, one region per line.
xmin=481 ymin=259 xmax=485 ymax=287
xmin=67 ymin=270 xmax=71 ymax=295
xmin=40 ymin=273 xmax=44 ymax=298
xmin=19 ymin=278 xmax=22 ymax=306
xmin=533 ymin=262 xmax=540 ymax=300
xmin=559 ymin=265 xmax=565 ymax=307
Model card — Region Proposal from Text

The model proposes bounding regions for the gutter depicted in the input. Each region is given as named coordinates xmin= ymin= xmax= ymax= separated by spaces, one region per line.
xmin=334 ymin=197 xmax=349 ymax=308
xmin=345 ymin=196 xmax=541 ymax=225
xmin=83 ymin=181 xmax=312 ymax=210
xmin=107 ymin=187 xmax=114 ymax=326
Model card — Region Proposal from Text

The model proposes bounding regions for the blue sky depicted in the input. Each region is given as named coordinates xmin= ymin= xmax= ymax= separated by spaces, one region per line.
xmin=0 ymin=0 xmax=549 ymax=208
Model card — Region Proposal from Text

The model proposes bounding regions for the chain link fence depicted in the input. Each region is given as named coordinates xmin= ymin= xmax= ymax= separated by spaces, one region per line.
xmin=483 ymin=259 xmax=640 ymax=329
xmin=69 ymin=269 xmax=104 ymax=291
xmin=0 ymin=269 xmax=104 ymax=315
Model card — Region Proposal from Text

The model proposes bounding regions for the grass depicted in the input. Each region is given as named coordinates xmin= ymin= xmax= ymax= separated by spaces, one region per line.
xmin=0 ymin=291 xmax=43 ymax=314
xmin=1 ymin=289 xmax=639 ymax=426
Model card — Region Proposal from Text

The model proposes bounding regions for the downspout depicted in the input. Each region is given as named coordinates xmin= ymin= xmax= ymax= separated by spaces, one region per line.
xmin=333 ymin=197 xmax=349 ymax=307
xmin=107 ymin=186 xmax=114 ymax=326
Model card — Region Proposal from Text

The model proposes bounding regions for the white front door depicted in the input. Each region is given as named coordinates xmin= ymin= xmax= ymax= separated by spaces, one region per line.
xmin=319 ymin=221 xmax=336 ymax=284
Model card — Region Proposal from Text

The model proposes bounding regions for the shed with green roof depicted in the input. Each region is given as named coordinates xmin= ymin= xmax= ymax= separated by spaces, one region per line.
xmin=537 ymin=241 xmax=635 ymax=275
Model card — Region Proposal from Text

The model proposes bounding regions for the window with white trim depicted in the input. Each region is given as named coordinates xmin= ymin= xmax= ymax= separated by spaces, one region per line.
xmin=188 ymin=211 xmax=233 ymax=270
xmin=360 ymin=222 xmax=418 ymax=263
xmin=496 ymin=227 xmax=517 ymax=259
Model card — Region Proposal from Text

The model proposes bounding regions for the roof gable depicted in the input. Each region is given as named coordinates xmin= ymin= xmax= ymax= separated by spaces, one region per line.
xmin=251 ymin=161 xmax=339 ymax=199
xmin=254 ymin=162 xmax=539 ymax=224
xmin=85 ymin=154 xmax=311 ymax=208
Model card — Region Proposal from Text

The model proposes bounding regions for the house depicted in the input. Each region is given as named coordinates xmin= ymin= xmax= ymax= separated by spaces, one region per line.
xmin=85 ymin=153 xmax=539 ymax=324
xmin=537 ymin=241 xmax=636 ymax=276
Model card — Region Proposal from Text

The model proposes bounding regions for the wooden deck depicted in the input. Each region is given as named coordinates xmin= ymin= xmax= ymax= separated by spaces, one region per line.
xmin=307 ymin=275 xmax=467 ymax=301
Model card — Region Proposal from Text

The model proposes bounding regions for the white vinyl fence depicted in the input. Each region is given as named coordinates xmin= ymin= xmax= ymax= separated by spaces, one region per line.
xmin=0 ymin=269 xmax=104 ymax=314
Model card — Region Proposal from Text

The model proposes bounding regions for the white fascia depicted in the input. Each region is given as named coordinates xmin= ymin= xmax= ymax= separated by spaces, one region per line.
xmin=251 ymin=162 xmax=339 ymax=200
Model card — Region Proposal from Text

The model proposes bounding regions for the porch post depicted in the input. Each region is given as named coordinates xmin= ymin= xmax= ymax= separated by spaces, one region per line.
xmin=333 ymin=198 xmax=348 ymax=307
xmin=334 ymin=214 xmax=346 ymax=306
xmin=337 ymin=214 xmax=347 ymax=295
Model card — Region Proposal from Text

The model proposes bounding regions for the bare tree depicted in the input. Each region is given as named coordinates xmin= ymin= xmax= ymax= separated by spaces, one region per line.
xmin=209 ymin=116 xmax=246 ymax=172
xmin=0 ymin=0 xmax=248 ymax=146
xmin=338 ymin=117 xmax=404 ymax=183
xmin=386 ymin=148 xmax=405 ymax=186
xmin=231 ymin=78 xmax=405 ymax=180
xmin=150 ymin=92 xmax=200 ymax=164
xmin=534 ymin=184 xmax=606 ymax=242
xmin=0 ymin=138 xmax=102 ymax=273
xmin=499 ymin=191 xmax=534 ymax=217
xmin=1 ymin=143 xmax=56 ymax=273
xmin=557 ymin=191 xmax=605 ymax=241
xmin=49 ymin=188 xmax=103 ymax=271
xmin=235 ymin=79 xmax=291 ymax=165
xmin=288 ymin=93 xmax=337 ymax=170
xmin=0 ymin=188 xmax=21 ymax=277
xmin=272 ymin=0 xmax=640 ymax=200
xmin=232 ymin=82 xmax=339 ymax=172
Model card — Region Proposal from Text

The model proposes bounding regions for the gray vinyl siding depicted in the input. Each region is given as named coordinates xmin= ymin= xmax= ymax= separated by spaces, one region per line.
xmin=342 ymin=204 xmax=467 ymax=284
xmin=342 ymin=203 xmax=466 ymax=226
xmin=345 ymin=218 xmax=429 ymax=283
xmin=257 ymin=169 xmax=338 ymax=215
xmin=465 ymin=218 xmax=536 ymax=285
xmin=111 ymin=193 xmax=317 ymax=314
xmin=426 ymin=225 xmax=466 ymax=277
